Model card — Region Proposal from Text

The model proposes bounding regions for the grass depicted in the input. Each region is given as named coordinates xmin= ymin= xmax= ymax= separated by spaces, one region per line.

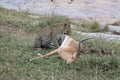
xmin=72 ymin=21 xmax=108 ymax=32
xmin=0 ymin=7 xmax=69 ymax=32
xmin=0 ymin=30 xmax=120 ymax=80
xmin=82 ymin=21 xmax=100 ymax=32
xmin=0 ymin=7 xmax=120 ymax=80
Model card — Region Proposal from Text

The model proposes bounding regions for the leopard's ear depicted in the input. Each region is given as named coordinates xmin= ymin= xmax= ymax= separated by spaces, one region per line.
xmin=64 ymin=22 xmax=71 ymax=27
xmin=64 ymin=23 xmax=67 ymax=26
xmin=61 ymin=23 xmax=67 ymax=29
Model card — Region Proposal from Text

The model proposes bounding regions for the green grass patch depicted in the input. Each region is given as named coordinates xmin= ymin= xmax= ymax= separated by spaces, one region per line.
xmin=72 ymin=21 xmax=109 ymax=32
xmin=0 ymin=7 xmax=69 ymax=32
xmin=82 ymin=21 xmax=99 ymax=31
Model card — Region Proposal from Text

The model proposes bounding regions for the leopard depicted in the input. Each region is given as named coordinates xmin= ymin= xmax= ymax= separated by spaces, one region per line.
xmin=34 ymin=22 xmax=71 ymax=49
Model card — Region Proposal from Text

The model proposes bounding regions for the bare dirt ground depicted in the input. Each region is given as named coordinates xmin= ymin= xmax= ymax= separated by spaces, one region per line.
xmin=0 ymin=0 xmax=120 ymax=25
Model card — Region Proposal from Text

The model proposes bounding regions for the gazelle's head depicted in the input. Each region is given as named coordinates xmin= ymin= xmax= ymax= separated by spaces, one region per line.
xmin=66 ymin=52 xmax=79 ymax=64
xmin=66 ymin=43 xmax=83 ymax=64
xmin=66 ymin=38 xmax=92 ymax=65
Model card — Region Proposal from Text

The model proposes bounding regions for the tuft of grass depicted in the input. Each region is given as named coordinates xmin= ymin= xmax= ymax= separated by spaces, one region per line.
xmin=35 ymin=14 xmax=69 ymax=32
xmin=72 ymin=21 xmax=109 ymax=32
xmin=81 ymin=21 xmax=100 ymax=32
xmin=101 ymin=24 xmax=108 ymax=32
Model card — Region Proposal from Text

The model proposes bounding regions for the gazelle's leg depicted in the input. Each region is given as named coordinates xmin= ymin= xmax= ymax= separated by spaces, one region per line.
xmin=43 ymin=49 xmax=59 ymax=57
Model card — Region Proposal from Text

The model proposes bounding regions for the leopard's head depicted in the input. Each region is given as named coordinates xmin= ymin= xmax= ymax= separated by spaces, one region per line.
xmin=61 ymin=23 xmax=71 ymax=35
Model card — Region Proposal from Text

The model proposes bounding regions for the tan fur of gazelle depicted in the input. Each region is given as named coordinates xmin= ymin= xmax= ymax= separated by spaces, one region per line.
xmin=42 ymin=35 xmax=83 ymax=64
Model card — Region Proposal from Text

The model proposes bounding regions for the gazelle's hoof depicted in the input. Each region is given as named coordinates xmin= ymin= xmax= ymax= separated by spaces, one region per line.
xmin=38 ymin=53 xmax=43 ymax=57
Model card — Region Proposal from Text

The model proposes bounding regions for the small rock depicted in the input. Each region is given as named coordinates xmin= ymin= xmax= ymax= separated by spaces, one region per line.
xmin=108 ymin=25 xmax=120 ymax=34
